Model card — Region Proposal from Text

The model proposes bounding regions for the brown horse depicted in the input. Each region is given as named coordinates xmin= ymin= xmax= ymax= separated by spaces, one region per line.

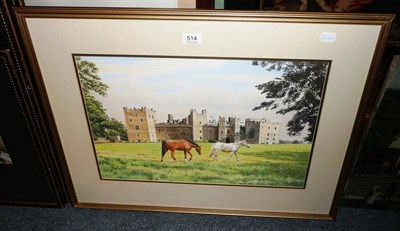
xmin=161 ymin=139 xmax=201 ymax=162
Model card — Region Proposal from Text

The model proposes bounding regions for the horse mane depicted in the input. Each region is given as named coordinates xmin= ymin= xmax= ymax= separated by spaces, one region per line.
xmin=184 ymin=139 xmax=200 ymax=147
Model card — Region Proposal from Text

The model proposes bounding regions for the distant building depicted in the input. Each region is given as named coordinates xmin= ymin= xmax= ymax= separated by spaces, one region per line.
xmin=123 ymin=107 xmax=280 ymax=144
xmin=244 ymin=119 xmax=281 ymax=144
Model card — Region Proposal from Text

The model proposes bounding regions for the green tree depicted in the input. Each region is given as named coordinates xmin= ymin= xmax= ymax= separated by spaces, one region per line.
xmin=84 ymin=95 xmax=109 ymax=139
xmin=252 ymin=60 xmax=329 ymax=142
xmin=75 ymin=56 xmax=127 ymax=141
xmin=76 ymin=56 xmax=108 ymax=97
xmin=102 ymin=118 xmax=128 ymax=141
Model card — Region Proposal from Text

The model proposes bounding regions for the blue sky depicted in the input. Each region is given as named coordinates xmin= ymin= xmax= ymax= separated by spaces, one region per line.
xmin=78 ymin=55 xmax=307 ymax=141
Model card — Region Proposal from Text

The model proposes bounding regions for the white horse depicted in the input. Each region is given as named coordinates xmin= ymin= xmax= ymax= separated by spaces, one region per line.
xmin=209 ymin=140 xmax=250 ymax=162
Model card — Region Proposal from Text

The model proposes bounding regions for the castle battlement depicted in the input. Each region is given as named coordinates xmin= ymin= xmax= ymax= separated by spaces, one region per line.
xmin=123 ymin=107 xmax=156 ymax=113
xmin=190 ymin=109 xmax=207 ymax=115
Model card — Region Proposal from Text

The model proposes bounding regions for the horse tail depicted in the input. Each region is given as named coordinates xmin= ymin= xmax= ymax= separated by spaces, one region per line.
xmin=161 ymin=140 xmax=167 ymax=159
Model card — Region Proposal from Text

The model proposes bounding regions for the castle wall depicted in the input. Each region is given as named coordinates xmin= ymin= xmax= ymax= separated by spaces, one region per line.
xmin=155 ymin=124 xmax=192 ymax=141
xmin=203 ymin=125 xmax=218 ymax=142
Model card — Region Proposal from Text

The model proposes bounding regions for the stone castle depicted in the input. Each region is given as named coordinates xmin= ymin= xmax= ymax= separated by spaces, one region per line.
xmin=123 ymin=107 xmax=280 ymax=144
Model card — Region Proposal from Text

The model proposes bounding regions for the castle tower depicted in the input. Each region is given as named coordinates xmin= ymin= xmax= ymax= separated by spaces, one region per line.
xmin=244 ymin=119 xmax=262 ymax=144
xmin=244 ymin=118 xmax=281 ymax=144
xmin=189 ymin=109 xmax=207 ymax=141
xmin=230 ymin=117 xmax=242 ymax=142
xmin=218 ymin=117 xmax=227 ymax=142
xmin=123 ymin=107 xmax=157 ymax=143
xmin=264 ymin=121 xmax=281 ymax=144
xmin=167 ymin=114 xmax=174 ymax=124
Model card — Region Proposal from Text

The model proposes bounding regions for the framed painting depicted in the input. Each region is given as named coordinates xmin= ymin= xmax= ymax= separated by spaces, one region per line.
xmin=14 ymin=7 xmax=394 ymax=219
xmin=72 ymin=55 xmax=329 ymax=189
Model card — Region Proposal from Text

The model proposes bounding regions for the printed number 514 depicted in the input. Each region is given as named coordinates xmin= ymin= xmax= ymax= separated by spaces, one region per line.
xmin=183 ymin=33 xmax=201 ymax=44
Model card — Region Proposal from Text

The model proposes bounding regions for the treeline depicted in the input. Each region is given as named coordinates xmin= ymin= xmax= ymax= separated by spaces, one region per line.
xmin=76 ymin=56 xmax=128 ymax=142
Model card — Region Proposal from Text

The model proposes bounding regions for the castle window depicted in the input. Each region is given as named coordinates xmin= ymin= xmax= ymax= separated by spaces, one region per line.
xmin=140 ymin=119 xmax=143 ymax=122
xmin=135 ymin=125 xmax=139 ymax=130
xmin=275 ymin=127 xmax=277 ymax=130
xmin=129 ymin=118 xmax=133 ymax=122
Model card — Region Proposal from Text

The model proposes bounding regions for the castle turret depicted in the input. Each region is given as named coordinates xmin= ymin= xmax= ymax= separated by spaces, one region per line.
xmin=167 ymin=114 xmax=174 ymax=124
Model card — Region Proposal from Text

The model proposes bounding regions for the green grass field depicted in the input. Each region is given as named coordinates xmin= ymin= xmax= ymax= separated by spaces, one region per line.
xmin=95 ymin=142 xmax=312 ymax=187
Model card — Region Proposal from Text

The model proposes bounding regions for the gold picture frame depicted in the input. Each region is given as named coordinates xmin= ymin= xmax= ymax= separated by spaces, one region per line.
xmin=14 ymin=7 xmax=394 ymax=219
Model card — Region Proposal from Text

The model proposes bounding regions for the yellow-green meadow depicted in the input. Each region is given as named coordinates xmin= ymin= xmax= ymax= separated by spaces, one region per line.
xmin=95 ymin=142 xmax=312 ymax=187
